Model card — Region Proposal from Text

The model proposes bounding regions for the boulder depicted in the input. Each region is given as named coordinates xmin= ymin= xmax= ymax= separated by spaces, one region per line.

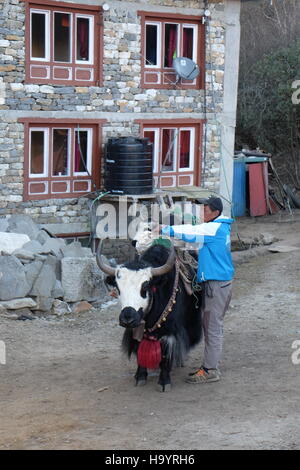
xmin=22 ymin=240 xmax=44 ymax=255
xmin=24 ymin=260 xmax=43 ymax=291
xmin=7 ymin=214 xmax=40 ymax=240
xmin=61 ymin=257 xmax=104 ymax=302
xmin=31 ymin=296 xmax=54 ymax=311
xmin=72 ymin=300 xmax=93 ymax=314
xmin=51 ymin=280 xmax=64 ymax=299
xmin=39 ymin=238 xmax=66 ymax=257
xmin=0 ymin=218 xmax=9 ymax=232
xmin=30 ymin=255 xmax=57 ymax=297
xmin=51 ymin=299 xmax=72 ymax=316
xmin=12 ymin=249 xmax=35 ymax=261
xmin=0 ymin=255 xmax=31 ymax=300
xmin=61 ymin=241 xmax=93 ymax=258
xmin=0 ymin=232 xmax=30 ymax=254
xmin=0 ymin=297 xmax=37 ymax=309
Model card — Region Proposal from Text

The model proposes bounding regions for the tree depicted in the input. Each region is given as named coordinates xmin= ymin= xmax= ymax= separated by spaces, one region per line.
xmin=236 ymin=0 xmax=300 ymax=187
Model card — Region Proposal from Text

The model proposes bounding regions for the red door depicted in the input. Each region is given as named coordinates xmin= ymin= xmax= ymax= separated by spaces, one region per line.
xmin=248 ymin=162 xmax=268 ymax=216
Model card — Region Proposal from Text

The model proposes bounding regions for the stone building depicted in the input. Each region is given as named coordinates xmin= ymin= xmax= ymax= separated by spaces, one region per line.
xmin=0 ymin=0 xmax=241 ymax=242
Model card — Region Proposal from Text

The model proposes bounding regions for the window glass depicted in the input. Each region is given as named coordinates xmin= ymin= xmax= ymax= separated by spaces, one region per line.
xmin=146 ymin=24 xmax=158 ymax=66
xmin=75 ymin=130 xmax=88 ymax=173
xmin=161 ymin=129 xmax=176 ymax=171
xmin=31 ymin=12 xmax=46 ymax=59
xmin=179 ymin=130 xmax=191 ymax=168
xmin=164 ymin=24 xmax=178 ymax=67
xmin=54 ymin=12 xmax=71 ymax=62
xmin=76 ymin=17 xmax=90 ymax=61
xmin=30 ymin=130 xmax=45 ymax=175
xmin=52 ymin=129 xmax=70 ymax=176
xmin=183 ymin=27 xmax=194 ymax=60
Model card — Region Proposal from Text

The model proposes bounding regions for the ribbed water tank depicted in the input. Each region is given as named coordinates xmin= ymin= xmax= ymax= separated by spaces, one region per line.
xmin=104 ymin=137 xmax=153 ymax=195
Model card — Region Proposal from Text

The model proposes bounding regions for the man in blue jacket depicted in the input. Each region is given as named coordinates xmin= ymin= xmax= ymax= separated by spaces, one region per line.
xmin=161 ymin=196 xmax=234 ymax=384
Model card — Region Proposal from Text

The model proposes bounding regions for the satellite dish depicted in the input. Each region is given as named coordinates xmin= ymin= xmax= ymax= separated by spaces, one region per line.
xmin=172 ymin=57 xmax=200 ymax=81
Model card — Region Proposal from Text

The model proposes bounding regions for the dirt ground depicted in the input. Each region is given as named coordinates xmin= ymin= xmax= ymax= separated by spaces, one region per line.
xmin=0 ymin=210 xmax=300 ymax=450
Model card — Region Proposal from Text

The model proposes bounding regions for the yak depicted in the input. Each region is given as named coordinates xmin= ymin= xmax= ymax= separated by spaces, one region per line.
xmin=96 ymin=242 xmax=202 ymax=392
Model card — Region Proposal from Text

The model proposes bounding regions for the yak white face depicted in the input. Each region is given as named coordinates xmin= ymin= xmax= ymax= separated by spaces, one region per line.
xmin=116 ymin=266 xmax=152 ymax=312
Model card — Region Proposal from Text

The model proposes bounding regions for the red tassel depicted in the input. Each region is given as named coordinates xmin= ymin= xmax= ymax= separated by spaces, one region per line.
xmin=137 ymin=336 xmax=162 ymax=369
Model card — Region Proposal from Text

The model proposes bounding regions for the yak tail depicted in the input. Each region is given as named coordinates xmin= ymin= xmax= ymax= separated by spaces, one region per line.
xmin=121 ymin=329 xmax=139 ymax=359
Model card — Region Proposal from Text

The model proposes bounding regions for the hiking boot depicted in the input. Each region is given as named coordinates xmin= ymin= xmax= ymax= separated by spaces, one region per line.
xmin=185 ymin=366 xmax=220 ymax=384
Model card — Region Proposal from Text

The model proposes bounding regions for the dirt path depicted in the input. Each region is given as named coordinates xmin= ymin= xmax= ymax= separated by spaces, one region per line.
xmin=0 ymin=215 xmax=300 ymax=450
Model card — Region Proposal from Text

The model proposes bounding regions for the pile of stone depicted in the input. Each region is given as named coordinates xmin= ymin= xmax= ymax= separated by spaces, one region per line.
xmin=0 ymin=215 xmax=106 ymax=319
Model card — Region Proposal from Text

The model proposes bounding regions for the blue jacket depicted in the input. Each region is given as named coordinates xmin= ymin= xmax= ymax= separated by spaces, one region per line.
xmin=161 ymin=216 xmax=235 ymax=282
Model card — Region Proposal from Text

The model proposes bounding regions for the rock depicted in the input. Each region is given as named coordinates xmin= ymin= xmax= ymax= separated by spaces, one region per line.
xmin=51 ymin=299 xmax=72 ymax=316
xmin=61 ymin=241 xmax=93 ymax=258
xmin=30 ymin=255 xmax=57 ymax=297
xmin=257 ymin=232 xmax=279 ymax=246
xmin=34 ymin=229 xmax=51 ymax=245
xmin=0 ymin=303 xmax=8 ymax=315
xmin=22 ymin=240 xmax=44 ymax=254
xmin=0 ymin=297 xmax=37 ymax=309
xmin=31 ymin=296 xmax=54 ymax=311
xmin=7 ymin=214 xmax=40 ymax=240
xmin=12 ymin=249 xmax=35 ymax=261
xmin=39 ymin=238 xmax=66 ymax=257
xmin=0 ymin=232 xmax=31 ymax=254
xmin=51 ymin=280 xmax=64 ymax=299
xmin=0 ymin=218 xmax=9 ymax=232
xmin=61 ymin=257 xmax=104 ymax=302
xmin=24 ymin=260 xmax=43 ymax=291
xmin=0 ymin=255 xmax=31 ymax=300
xmin=72 ymin=301 xmax=93 ymax=314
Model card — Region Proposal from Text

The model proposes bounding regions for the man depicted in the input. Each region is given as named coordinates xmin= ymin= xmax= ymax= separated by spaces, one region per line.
xmin=161 ymin=196 xmax=234 ymax=384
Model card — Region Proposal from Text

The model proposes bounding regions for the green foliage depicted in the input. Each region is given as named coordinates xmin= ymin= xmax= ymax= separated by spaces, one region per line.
xmin=236 ymin=39 xmax=300 ymax=155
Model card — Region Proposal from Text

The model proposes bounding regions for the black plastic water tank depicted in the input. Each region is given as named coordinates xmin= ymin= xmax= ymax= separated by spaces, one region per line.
xmin=104 ymin=137 xmax=153 ymax=195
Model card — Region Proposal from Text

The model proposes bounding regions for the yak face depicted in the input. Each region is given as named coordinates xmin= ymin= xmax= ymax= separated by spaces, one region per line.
xmin=114 ymin=266 xmax=153 ymax=328
xmin=97 ymin=241 xmax=176 ymax=329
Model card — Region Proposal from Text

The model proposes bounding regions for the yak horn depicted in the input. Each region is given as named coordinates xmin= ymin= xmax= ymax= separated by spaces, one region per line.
xmin=151 ymin=245 xmax=176 ymax=277
xmin=96 ymin=240 xmax=116 ymax=276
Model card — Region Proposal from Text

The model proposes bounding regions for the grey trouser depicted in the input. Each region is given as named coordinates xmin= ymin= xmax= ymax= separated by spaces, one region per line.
xmin=201 ymin=280 xmax=232 ymax=370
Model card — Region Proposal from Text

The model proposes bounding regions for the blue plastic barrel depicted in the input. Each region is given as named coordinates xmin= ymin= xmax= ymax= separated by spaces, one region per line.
xmin=232 ymin=160 xmax=246 ymax=217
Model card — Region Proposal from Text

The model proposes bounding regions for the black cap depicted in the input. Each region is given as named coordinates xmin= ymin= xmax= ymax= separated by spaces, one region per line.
xmin=196 ymin=196 xmax=223 ymax=213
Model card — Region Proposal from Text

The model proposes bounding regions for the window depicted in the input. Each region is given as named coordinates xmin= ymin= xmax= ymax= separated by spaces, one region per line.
xmin=25 ymin=0 xmax=102 ymax=85
xmin=20 ymin=118 xmax=104 ymax=200
xmin=139 ymin=120 xmax=204 ymax=188
xmin=139 ymin=12 xmax=204 ymax=89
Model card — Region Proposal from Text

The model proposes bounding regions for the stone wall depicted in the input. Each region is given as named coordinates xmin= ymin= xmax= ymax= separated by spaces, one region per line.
xmin=0 ymin=0 xmax=230 ymax=233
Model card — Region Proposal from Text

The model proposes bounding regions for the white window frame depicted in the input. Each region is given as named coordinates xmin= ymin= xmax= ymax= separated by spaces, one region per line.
xmin=161 ymin=127 xmax=177 ymax=172
xmin=75 ymin=14 xmax=94 ymax=65
xmin=52 ymin=128 xmax=71 ymax=177
xmin=30 ymin=9 xmax=50 ymax=61
xmin=182 ymin=24 xmax=198 ymax=62
xmin=178 ymin=127 xmax=195 ymax=172
xmin=29 ymin=127 xmax=49 ymax=178
xmin=53 ymin=10 xmax=73 ymax=63
xmin=143 ymin=128 xmax=159 ymax=173
xmin=74 ymin=127 xmax=93 ymax=176
xmin=145 ymin=21 xmax=161 ymax=69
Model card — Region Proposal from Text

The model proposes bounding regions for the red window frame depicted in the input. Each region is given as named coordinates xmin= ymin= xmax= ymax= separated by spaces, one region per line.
xmin=137 ymin=119 xmax=204 ymax=189
xmin=138 ymin=11 xmax=205 ymax=90
xmin=24 ymin=0 xmax=102 ymax=86
xmin=19 ymin=118 xmax=104 ymax=201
